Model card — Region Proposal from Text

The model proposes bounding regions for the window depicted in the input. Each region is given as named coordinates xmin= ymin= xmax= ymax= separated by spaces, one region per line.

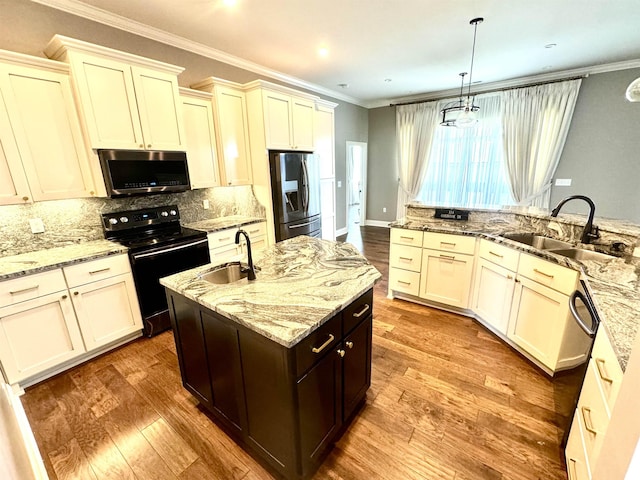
xmin=416 ymin=93 xmax=514 ymax=209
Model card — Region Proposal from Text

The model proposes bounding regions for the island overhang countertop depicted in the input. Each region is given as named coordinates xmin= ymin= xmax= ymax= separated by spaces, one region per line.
xmin=160 ymin=236 xmax=381 ymax=348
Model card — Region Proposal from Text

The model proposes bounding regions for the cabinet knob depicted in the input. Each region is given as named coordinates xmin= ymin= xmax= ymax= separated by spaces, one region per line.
xmin=346 ymin=341 xmax=354 ymax=349
xmin=515 ymin=278 xmax=521 ymax=283
xmin=507 ymin=275 xmax=513 ymax=280
xmin=90 ymin=190 xmax=95 ymax=196
xmin=139 ymin=144 xmax=144 ymax=148
xmin=22 ymin=196 xmax=29 ymax=201
xmin=147 ymin=144 xmax=152 ymax=148
xmin=62 ymin=294 xmax=68 ymax=299
xmin=74 ymin=291 xmax=79 ymax=296
xmin=337 ymin=349 xmax=346 ymax=358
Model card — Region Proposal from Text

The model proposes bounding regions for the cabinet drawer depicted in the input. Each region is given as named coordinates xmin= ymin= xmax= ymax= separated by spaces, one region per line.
xmin=294 ymin=313 xmax=342 ymax=378
xmin=565 ymin=414 xmax=591 ymax=480
xmin=0 ymin=269 xmax=67 ymax=306
xmin=517 ymin=253 xmax=578 ymax=295
xmin=390 ymin=228 xmax=423 ymax=247
xmin=479 ymin=239 xmax=519 ymax=272
xmin=423 ymin=232 xmax=476 ymax=255
xmin=576 ymin=360 xmax=610 ymax=473
xmin=389 ymin=244 xmax=422 ymax=272
xmin=343 ymin=289 xmax=373 ymax=336
xmin=244 ymin=222 xmax=267 ymax=238
xmin=63 ymin=254 xmax=131 ymax=288
xmin=210 ymin=244 xmax=241 ymax=263
xmin=590 ymin=328 xmax=623 ymax=414
xmin=389 ymin=268 xmax=421 ymax=297
xmin=208 ymin=228 xmax=237 ymax=248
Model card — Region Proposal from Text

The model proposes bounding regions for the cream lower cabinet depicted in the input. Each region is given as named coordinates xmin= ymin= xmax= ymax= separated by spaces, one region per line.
xmin=388 ymin=228 xmax=423 ymax=296
xmin=208 ymin=222 xmax=267 ymax=263
xmin=472 ymin=258 xmax=516 ymax=335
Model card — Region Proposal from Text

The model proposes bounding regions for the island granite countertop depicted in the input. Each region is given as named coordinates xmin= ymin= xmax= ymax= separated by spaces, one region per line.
xmin=160 ymin=236 xmax=381 ymax=348
xmin=392 ymin=204 xmax=640 ymax=371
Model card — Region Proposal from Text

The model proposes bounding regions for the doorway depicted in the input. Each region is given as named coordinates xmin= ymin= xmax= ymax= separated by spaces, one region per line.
xmin=346 ymin=141 xmax=367 ymax=234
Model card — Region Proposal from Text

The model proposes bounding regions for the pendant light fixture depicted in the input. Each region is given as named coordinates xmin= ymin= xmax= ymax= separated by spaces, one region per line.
xmin=440 ymin=17 xmax=484 ymax=128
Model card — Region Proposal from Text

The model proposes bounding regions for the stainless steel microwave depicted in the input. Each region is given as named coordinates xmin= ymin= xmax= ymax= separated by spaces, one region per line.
xmin=98 ymin=150 xmax=191 ymax=197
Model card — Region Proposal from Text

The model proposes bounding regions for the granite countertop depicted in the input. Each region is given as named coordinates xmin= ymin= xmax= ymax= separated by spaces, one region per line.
xmin=160 ymin=236 xmax=382 ymax=348
xmin=391 ymin=217 xmax=639 ymax=371
xmin=185 ymin=215 xmax=265 ymax=232
xmin=0 ymin=240 xmax=128 ymax=281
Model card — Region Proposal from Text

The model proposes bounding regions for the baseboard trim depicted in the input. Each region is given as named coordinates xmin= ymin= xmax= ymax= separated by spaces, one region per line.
xmin=364 ymin=220 xmax=392 ymax=228
xmin=336 ymin=227 xmax=348 ymax=236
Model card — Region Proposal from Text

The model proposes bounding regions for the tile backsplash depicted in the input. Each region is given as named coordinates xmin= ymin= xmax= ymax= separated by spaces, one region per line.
xmin=0 ymin=186 xmax=265 ymax=256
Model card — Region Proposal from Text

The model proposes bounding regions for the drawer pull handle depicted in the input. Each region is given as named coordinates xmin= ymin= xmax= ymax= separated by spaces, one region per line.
xmin=218 ymin=237 xmax=232 ymax=242
xmin=567 ymin=458 xmax=578 ymax=480
xmin=440 ymin=254 xmax=456 ymax=260
xmin=353 ymin=304 xmax=370 ymax=318
xmin=507 ymin=275 xmax=513 ymax=280
xmin=595 ymin=358 xmax=614 ymax=383
xmin=9 ymin=285 xmax=39 ymax=295
xmin=440 ymin=241 xmax=456 ymax=247
xmin=581 ymin=406 xmax=597 ymax=434
xmin=489 ymin=251 xmax=504 ymax=258
xmin=337 ymin=349 xmax=346 ymax=358
xmin=346 ymin=341 xmax=354 ymax=349
xmin=397 ymin=280 xmax=411 ymax=286
xmin=89 ymin=267 xmax=111 ymax=275
xmin=311 ymin=334 xmax=335 ymax=354
xmin=400 ymin=235 xmax=414 ymax=240
xmin=399 ymin=256 xmax=413 ymax=261
xmin=533 ymin=268 xmax=554 ymax=279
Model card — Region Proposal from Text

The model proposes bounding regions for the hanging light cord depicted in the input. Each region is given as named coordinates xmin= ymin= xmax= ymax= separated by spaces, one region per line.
xmin=466 ymin=17 xmax=483 ymax=103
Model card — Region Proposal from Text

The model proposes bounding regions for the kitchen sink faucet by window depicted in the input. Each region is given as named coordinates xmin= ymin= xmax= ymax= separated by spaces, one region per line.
xmin=550 ymin=195 xmax=600 ymax=244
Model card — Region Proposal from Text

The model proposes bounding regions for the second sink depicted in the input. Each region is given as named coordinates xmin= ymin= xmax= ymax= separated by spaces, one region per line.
xmin=546 ymin=248 xmax=615 ymax=262
xmin=199 ymin=262 xmax=256 ymax=284
xmin=503 ymin=233 xmax=573 ymax=250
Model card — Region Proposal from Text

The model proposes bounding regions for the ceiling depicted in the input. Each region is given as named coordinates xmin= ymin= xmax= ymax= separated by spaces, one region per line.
xmin=37 ymin=0 xmax=640 ymax=107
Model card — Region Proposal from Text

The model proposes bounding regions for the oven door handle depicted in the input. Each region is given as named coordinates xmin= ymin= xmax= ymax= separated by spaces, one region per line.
xmin=131 ymin=238 xmax=209 ymax=260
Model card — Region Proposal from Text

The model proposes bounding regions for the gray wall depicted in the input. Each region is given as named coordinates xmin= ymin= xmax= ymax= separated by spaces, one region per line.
xmin=366 ymin=69 xmax=640 ymax=223
xmin=550 ymin=68 xmax=640 ymax=222
xmin=0 ymin=0 xmax=369 ymax=234
xmin=367 ymin=106 xmax=398 ymax=221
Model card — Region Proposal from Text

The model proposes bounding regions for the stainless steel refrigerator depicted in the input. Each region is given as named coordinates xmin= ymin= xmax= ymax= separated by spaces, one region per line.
xmin=269 ymin=151 xmax=321 ymax=241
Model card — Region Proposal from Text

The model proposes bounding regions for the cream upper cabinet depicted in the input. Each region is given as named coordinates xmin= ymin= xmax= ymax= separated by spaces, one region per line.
xmin=0 ymin=51 xmax=97 ymax=204
xmin=179 ymin=88 xmax=220 ymax=189
xmin=192 ymin=78 xmax=253 ymax=186
xmin=44 ymin=35 xmax=186 ymax=152
xmin=261 ymin=89 xmax=315 ymax=151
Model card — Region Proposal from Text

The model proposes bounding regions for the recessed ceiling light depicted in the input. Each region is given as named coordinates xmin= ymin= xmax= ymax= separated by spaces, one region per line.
xmin=318 ymin=47 xmax=329 ymax=57
xmin=384 ymin=78 xmax=392 ymax=83
xmin=337 ymin=83 xmax=349 ymax=88
xmin=544 ymin=43 xmax=557 ymax=49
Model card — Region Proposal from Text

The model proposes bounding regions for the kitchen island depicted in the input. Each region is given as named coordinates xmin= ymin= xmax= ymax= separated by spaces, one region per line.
xmin=160 ymin=236 xmax=381 ymax=480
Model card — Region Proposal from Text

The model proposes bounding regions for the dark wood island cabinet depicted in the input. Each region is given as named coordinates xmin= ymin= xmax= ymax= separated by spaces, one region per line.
xmin=160 ymin=237 xmax=380 ymax=479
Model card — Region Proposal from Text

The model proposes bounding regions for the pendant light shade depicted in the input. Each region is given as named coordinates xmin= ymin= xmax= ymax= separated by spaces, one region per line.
xmin=440 ymin=17 xmax=484 ymax=128
xmin=626 ymin=77 xmax=640 ymax=102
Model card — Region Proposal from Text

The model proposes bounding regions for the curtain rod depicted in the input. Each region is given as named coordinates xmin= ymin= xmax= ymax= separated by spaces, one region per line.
xmin=390 ymin=75 xmax=587 ymax=107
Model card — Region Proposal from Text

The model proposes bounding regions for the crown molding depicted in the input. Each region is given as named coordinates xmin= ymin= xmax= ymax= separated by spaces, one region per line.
xmin=372 ymin=58 xmax=640 ymax=109
xmin=32 ymin=0 xmax=366 ymax=107
xmin=0 ymin=48 xmax=69 ymax=73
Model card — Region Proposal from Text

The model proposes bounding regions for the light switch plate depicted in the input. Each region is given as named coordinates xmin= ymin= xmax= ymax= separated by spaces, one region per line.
xmin=29 ymin=218 xmax=45 ymax=234
xmin=555 ymin=178 xmax=572 ymax=186
xmin=337 ymin=181 xmax=342 ymax=188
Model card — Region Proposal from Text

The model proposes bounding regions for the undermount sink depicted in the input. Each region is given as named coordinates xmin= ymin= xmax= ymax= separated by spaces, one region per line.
xmin=503 ymin=232 xmax=574 ymax=250
xmin=199 ymin=262 xmax=257 ymax=284
xmin=546 ymin=248 xmax=616 ymax=262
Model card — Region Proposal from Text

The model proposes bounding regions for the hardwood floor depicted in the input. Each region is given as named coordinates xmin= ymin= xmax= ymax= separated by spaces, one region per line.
xmin=21 ymin=226 xmax=578 ymax=480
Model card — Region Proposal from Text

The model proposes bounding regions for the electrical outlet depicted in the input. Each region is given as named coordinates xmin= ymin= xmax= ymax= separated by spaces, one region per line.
xmin=337 ymin=181 xmax=342 ymax=188
xmin=29 ymin=218 xmax=45 ymax=234
xmin=383 ymin=207 xmax=387 ymax=213
xmin=555 ymin=178 xmax=572 ymax=186
xmin=203 ymin=199 xmax=210 ymax=209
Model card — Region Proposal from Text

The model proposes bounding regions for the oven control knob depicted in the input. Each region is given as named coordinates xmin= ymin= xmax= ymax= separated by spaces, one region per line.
xmin=119 ymin=216 xmax=129 ymax=223
xmin=160 ymin=211 xmax=169 ymax=217
xmin=169 ymin=209 xmax=177 ymax=216
xmin=108 ymin=218 xmax=118 ymax=225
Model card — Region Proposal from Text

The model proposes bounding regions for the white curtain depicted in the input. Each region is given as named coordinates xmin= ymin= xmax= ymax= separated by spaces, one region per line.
xmin=501 ymin=79 xmax=582 ymax=208
xmin=419 ymin=93 xmax=513 ymax=208
xmin=395 ymin=101 xmax=440 ymax=219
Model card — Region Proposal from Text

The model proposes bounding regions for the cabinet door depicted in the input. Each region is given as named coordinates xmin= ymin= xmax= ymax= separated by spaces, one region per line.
xmin=70 ymin=54 xmax=144 ymax=149
xmin=1 ymin=65 xmax=96 ymax=201
xmin=420 ymin=249 xmax=474 ymax=308
xmin=315 ymin=105 xmax=335 ymax=179
xmin=168 ymin=294 xmax=213 ymax=407
xmin=508 ymin=276 xmax=568 ymax=370
xmin=214 ymin=86 xmax=253 ymax=185
xmin=290 ymin=97 xmax=314 ymax=150
xmin=343 ymin=316 xmax=371 ymax=420
xmin=131 ymin=66 xmax=185 ymax=151
xmin=70 ymin=273 xmax=143 ymax=351
xmin=0 ymin=292 xmax=85 ymax=384
xmin=181 ymin=95 xmax=220 ymax=188
xmin=0 ymin=87 xmax=30 ymax=205
xmin=201 ymin=311 xmax=245 ymax=434
xmin=471 ymin=258 xmax=515 ymax=335
xmin=262 ymin=90 xmax=293 ymax=150
xmin=320 ymin=178 xmax=336 ymax=240
xmin=297 ymin=345 xmax=343 ymax=475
